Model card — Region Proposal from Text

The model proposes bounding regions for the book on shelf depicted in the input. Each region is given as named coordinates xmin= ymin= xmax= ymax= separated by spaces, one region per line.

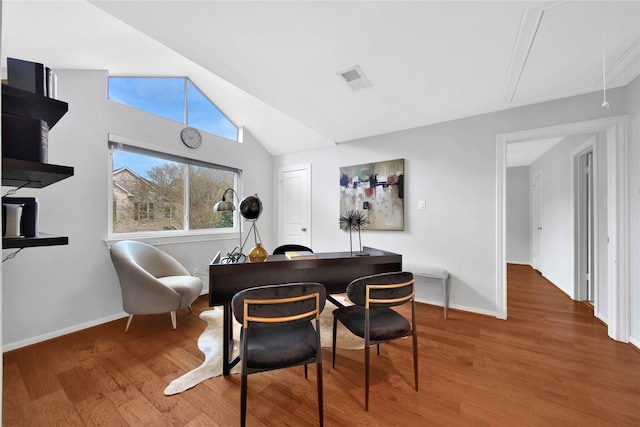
xmin=6 ymin=58 xmax=57 ymax=99
xmin=1 ymin=114 xmax=49 ymax=163
xmin=7 ymin=57 xmax=46 ymax=96
xmin=285 ymin=250 xmax=317 ymax=260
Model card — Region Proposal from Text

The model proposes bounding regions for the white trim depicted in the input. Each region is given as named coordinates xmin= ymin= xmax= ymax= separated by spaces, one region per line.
xmin=104 ymin=231 xmax=242 ymax=249
xmin=415 ymin=297 xmax=496 ymax=318
xmin=496 ymin=116 xmax=629 ymax=342
xmin=496 ymin=136 xmax=507 ymax=319
xmin=2 ymin=312 xmax=129 ymax=352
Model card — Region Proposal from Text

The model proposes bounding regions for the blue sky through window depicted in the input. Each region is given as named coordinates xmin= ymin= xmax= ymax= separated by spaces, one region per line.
xmin=108 ymin=76 xmax=238 ymax=141
xmin=109 ymin=77 xmax=185 ymax=123
xmin=113 ymin=151 xmax=166 ymax=180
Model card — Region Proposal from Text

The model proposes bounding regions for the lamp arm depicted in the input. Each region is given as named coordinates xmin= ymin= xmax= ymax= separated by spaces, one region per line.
xmin=221 ymin=187 xmax=239 ymax=202
xmin=217 ymin=187 xmax=243 ymax=254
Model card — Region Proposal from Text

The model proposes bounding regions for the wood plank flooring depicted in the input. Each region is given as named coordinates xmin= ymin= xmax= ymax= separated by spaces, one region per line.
xmin=3 ymin=264 xmax=639 ymax=426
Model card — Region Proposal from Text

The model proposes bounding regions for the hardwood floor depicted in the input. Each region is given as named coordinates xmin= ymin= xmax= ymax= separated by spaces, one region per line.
xmin=3 ymin=264 xmax=639 ymax=426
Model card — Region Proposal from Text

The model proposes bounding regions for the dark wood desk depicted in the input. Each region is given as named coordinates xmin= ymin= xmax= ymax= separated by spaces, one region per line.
xmin=209 ymin=246 xmax=402 ymax=374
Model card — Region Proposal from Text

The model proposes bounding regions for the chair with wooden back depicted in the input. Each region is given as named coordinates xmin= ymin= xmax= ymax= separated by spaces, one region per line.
xmin=331 ymin=271 xmax=417 ymax=410
xmin=232 ymin=282 xmax=327 ymax=426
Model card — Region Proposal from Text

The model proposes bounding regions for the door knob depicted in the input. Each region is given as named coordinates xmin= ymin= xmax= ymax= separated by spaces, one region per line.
xmin=301 ymin=227 xmax=307 ymax=232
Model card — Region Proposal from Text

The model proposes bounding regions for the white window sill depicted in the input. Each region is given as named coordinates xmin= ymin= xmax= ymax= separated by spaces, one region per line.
xmin=104 ymin=229 xmax=242 ymax=248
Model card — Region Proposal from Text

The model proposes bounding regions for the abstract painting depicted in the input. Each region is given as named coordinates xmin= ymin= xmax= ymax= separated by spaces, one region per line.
xmin=339 ymin=158 xmax=404 ymax=231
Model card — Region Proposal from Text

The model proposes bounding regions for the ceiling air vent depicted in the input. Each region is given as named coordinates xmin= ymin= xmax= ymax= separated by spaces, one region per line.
xmin=338 ymin=65 xmax=371 ymax=91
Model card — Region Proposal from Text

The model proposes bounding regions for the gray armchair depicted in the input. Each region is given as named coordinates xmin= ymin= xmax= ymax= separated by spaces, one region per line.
xmin=110 ymin=240 xmax=202 ymax=332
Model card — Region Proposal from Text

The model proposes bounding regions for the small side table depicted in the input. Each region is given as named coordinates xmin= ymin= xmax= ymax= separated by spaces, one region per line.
xmin=415 ymin=268 xmax=450 ymax=319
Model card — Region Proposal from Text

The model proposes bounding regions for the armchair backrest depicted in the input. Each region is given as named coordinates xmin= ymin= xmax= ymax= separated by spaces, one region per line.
xmin=110 ymin=240 xmax=190 ymax=279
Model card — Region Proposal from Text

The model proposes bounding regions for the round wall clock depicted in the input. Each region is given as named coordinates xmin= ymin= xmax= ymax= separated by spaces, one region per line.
xmin=180 ymin=127 xmax=202 ymax=149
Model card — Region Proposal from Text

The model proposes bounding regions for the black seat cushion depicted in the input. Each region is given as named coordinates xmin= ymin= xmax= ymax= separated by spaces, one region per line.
xmin=241 ymin=321 xmax=318 ymax=369
xmin=333 ymin=306 xmax=411 ymax=341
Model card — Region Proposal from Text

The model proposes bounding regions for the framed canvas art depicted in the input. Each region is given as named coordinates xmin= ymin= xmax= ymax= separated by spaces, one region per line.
xmin=339 ymin=158 xmax=404 ymax=231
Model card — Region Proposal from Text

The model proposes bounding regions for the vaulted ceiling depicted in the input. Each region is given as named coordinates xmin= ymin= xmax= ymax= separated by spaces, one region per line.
xmin=2 ymin=1 xmax=639 ymax=156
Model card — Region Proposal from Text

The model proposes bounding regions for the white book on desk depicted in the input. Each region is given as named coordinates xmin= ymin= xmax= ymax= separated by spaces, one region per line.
xmin=285 ymin=251 xmax=316 ymax=260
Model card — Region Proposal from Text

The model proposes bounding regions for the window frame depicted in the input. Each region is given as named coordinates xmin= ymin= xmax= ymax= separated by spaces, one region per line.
xmin=107 ymin=135 xmax=243 ymax=245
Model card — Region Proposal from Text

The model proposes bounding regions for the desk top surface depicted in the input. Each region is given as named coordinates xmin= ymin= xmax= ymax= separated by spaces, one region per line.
xmin=208 ymin=247 xmax=402 ymax=305
xmin=209 ymin=246 xmax=401 ymax=271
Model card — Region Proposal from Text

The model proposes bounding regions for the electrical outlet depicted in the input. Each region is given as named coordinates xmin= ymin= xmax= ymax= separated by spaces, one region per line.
xmin=193 ymin=267 xmax=199 ymax=275
xmin=418 ymin=200 xmax=426 ymax=210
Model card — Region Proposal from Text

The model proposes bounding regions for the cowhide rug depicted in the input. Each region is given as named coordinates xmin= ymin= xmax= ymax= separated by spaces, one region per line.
xmin=164 ymin=297 xmax=362 ymax=395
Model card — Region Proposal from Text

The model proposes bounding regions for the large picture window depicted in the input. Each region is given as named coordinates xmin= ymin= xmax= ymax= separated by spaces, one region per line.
xmin=110 ymin=143 xmax=238 ymax=235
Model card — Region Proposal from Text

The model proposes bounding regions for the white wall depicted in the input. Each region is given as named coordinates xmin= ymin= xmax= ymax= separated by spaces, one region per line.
xmin=506 ymin=167 xmax=530 ymax=264
xmin=273 ymin=87 xmax=629 ymax=318
xmin=1 ymin=69 xmax=274 ymax=350
xmin=627 ymin=74 xmax=640 ymax=349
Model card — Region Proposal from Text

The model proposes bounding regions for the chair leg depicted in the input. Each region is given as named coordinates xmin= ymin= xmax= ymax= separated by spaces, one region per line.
xmin=412 ymin=300 xmax=419 ymax=391
xmin=376 ymin=343 xmax=380 ymax=356
xmin=125 ymin=314 xmax=133 ymax=333
xmin=170 ymin=311 xmax=177 ymax=329
xmin=364 ymin=345 xmax=370 ymax=411
xmin=332 ymin=316 xmax=338 ymax=368
xmin=413 ymin=330 xmax=419 ymax=391
xmin=317 ymin=361 xmax=324 ymax=427
xmin=304 ymin=364 xmax=308 ymax=379
xmin=188 ymin=304 xmax=193 ymax=314
xmin=241 ymin=371 xmax=248 ymax=427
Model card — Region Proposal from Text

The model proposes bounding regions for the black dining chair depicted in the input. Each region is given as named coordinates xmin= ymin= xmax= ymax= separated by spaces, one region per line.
xmin=331 ymin=271 xmax=417 ymax=410
xmin=272 ymin=244 xmax=313 ymax=255
xmin=232 ymin=282 xmax=327 ymax=426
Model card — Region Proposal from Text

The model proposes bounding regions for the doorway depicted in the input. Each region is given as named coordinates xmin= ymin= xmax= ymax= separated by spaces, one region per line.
xmin=278 ymin=164 xmax=312 ymax=248
xmin=496 ymin=116 xmax=629 ymax=342
xmin=575 ymin=147 xmax=595 ymax=303
xmin=532 ymin=170 xmax=543 ymax=272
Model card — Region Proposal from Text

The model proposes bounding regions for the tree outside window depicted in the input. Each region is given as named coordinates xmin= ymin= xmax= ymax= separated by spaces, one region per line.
xmin=112 ymin=147 xmax=235 ymax=234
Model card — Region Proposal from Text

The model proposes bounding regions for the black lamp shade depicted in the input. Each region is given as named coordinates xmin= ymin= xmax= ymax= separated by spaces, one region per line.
xmin=240 ymin=195 xmax=262 ymax=221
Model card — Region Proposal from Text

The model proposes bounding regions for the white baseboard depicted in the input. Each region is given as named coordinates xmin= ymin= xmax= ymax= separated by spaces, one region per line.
xmin=2 ymin=312 xmax=129 ymax=353
xmin=506 ymin=261 xmax=531 ymax=266
xmin=415 ymin=297 xmax=497 ymax=318
xmin=629 ymin=335 xmax=640 ymax=350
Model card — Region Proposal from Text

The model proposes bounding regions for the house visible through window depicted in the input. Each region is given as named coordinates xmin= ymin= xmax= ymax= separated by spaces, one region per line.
xmin=108 ymin=77 xmax=238 ymax=141
xmin=110 ymin=143 xmax=237 ymax=234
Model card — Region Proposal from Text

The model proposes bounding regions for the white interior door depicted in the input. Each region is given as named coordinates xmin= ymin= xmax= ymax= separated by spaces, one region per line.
xmin=279 ymin=164 xmax=311 ymax=247
xmin=532 ymin=171 xmax=543 ymax=272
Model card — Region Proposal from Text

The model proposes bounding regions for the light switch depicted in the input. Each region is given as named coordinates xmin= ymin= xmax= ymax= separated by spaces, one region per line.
xmin=418 ymin=200 xmax=426 ymax=210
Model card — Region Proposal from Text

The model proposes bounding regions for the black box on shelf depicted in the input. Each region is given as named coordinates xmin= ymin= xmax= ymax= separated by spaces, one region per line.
xmin=1 ymin=113 xmax=49 ymax=163
xmin=2 ymin=197 xmax=39 ymax=238
xmin=7 ymin=57 xmax=47 ymax=96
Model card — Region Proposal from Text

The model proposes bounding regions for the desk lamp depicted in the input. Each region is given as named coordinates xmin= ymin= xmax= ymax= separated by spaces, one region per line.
xmin=213 ymin=190 xmax=266 ymax=263
xmin=213 ymin=188 xmax=244 ymax=263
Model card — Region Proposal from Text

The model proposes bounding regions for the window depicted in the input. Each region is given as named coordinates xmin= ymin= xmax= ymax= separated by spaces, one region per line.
xmin=108 ymin=77 xmax=238 ymax=141
xmin=110 ymin=143 xmax=238 ymax=235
